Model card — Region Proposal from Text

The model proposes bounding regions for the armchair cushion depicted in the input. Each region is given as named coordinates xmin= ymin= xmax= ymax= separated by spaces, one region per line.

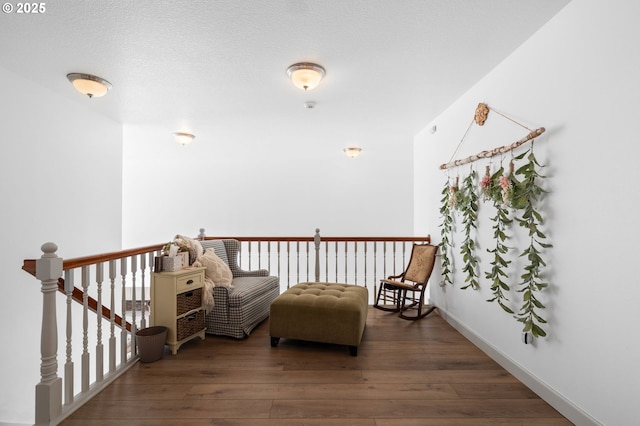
xmin=197 ymin=248 xmax=233 ymax=287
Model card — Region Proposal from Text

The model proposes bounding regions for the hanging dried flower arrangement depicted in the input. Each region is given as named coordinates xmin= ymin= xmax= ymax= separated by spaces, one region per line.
xmin=436 ymin=103 xmax=551 ymax=337
xmin=484 ymin=164 xmax=515 ymax=314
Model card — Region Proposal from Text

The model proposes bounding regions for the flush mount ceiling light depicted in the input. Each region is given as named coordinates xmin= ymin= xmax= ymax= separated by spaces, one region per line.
xmin=173 ymin=132 xmax=195 ymax=146
xmin=286 ymin=62 xmax=325 ymax=91
xmin=66 ymin=73 xmax=112 ymax=98
xmin=343 ymin=147 xmax=362 ymax=158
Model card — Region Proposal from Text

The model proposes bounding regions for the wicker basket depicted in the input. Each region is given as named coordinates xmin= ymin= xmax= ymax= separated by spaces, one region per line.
xmin=136 ymin=326 xmax=168 ymax=363
xmin=176 ymin=288 xmax=203 ymax=316
xmin=176 ymin=311 xmax=205 ymax=341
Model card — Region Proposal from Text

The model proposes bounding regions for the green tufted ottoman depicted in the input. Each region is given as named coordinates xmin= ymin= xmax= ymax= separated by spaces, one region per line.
xmin=269 ymin=282 xmax=368 ymax=356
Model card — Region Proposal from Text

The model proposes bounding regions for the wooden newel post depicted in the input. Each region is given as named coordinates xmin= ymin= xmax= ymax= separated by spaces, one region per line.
xmin=314 ymin=229 xmax=321 ymax=282
xmin=35 ymin=242 xmax=63 ymax=426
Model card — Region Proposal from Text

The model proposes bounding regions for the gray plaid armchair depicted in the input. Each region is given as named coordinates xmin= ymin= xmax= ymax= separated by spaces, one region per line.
xmin=200 ymin=239 xmax=280 ymax=338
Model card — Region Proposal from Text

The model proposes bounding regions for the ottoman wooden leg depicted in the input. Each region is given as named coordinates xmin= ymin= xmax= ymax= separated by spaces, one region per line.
xmin=270 ymin=336 xmax=280 ymax=347
xmin=349 ymin=345 xmax=358 ymax=357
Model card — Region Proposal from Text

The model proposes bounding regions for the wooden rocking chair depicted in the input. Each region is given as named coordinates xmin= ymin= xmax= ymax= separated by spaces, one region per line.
xmin=373 ymin=243 xmax=438 ymax=320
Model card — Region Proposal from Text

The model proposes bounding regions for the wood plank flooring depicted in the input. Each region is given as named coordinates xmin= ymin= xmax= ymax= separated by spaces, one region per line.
xmin=61 ymin=308 xmax=572 ymax=425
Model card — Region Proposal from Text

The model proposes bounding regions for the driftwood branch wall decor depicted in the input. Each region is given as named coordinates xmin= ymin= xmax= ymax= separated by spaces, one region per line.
xmin=439 ymin=103 xmax=545 ymax=170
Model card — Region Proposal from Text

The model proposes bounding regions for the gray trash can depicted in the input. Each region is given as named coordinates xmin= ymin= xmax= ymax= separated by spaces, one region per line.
xmin=136 ymin=326 xmax=168 ymax=363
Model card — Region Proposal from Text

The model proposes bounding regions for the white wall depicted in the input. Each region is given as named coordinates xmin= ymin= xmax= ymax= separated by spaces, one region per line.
xmin=122 ymin=123 xmax=415 ymax=246
xmin=12 ymin=1 xmax=639 ymax=424
xmin=0 ymin=66 xmax=123 ymax=424
xmin=414 ymin=1 xmax=639 ymax=425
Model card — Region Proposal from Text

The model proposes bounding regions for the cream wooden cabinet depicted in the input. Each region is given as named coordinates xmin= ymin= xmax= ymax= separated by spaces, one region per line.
xmin=151 ymin=267 xmax=206 ymax=354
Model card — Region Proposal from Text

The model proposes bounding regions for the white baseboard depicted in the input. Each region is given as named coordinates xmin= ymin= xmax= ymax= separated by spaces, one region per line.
xmin=436 ymin=307 xmax=602 ymax=426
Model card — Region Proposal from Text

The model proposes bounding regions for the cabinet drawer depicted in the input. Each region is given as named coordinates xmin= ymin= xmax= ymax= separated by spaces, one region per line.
xmin=176 ymin=310 xmax=205 ymax=341
xmin=176 ymin=288 xmax=203 ymax=316
xmin=176 ymin=272 xmax=203 ymax=293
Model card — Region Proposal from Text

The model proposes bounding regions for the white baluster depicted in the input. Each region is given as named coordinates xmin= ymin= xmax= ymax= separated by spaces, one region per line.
xmin=373 ymin=241 xmax=378 ymax=303
xmin=130 ymin=255 xmax=138 ymax=357
xmin=81 ymin=266 xmax=90 ymax=393
xmin=402 ymin=242 xmax=407 ymax=272
xmin=35 ymin=242 xmax=63 ymax=426
xmin=314 ymin=229 xmax=321 ymax=282
xmin=305 ymin=241 xmax=310 ymax=282
xmin=354 ymin=241 xmax=358 ymax=284
xmin=344 ymin=242 xmax=348 ymax=283
xmin=142 ymin=252 xmax=152 ymax=330
xmin=325 ymin=240 xmax=328 ymax=282
xmin=267 ymin=241 xmax=271 ymax=277
xmin=296 ymin=241 xmax=300 ymax=284
xmin=334 ymin=241 xmax=338 ymax=283
xmin=108 ymin=260 xmax=116 ymax=373
xmin=63 ymin=269 xmax=74 ymax=405
xmin=95 ymin=263 xmax=104 ymax=383
xmin=364 ymin=242 xmax=368 ymax=290
xmin=383 ymin=242 xmax=387 ymax=279
xmin=277 ymin=241 xmax=281 ymax=287
xmin=286 ymin=241 xmax=290 ymax=288
xmin=120 ymin=257 xmax=128 ymax=364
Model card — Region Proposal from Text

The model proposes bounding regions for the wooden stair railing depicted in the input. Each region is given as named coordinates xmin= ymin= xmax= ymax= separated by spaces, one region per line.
xmin=22 ymin=233 xmax=432 ymax=330
xmin=22 ymin=243 xmax=164 ymax=332
xmin=203 ymin=232 xmax=431 ymax=293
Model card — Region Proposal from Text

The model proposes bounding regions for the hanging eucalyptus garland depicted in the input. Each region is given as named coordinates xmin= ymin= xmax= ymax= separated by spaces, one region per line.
xmin=482 ymin=165 xmax=514 ymax=314
xmin=458 ymin=169 xmax=479 ymax=290
xmin=438 ymin=177 xmax=455 ymax=287
xmin=512 ymin=148 xmax=551 ymax=338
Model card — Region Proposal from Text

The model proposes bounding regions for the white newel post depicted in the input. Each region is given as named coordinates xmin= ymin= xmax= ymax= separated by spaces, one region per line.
xmin=35 ymin=242 xmax=63 ymax=426
xmin=314 ymin=228 xmax=321 ymax=282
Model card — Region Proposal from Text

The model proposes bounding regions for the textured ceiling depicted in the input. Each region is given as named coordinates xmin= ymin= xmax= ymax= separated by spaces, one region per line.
xmin=0 ymin=0 xmax=570 ymax=154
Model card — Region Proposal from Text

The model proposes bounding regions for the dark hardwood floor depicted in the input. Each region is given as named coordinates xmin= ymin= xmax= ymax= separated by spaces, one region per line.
xmin=61 ymin=308 xmax=572 ymax=425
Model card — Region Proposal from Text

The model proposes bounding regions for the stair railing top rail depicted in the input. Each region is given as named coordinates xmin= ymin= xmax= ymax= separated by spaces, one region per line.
xmin=23 ymin=231 xmax=431 ymax=276
xmin=22 ymin=243 xmax=165 ymax=277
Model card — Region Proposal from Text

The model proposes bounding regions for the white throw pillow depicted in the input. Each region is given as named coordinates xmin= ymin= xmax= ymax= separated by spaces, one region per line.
xmin=197 ymin=248 xmax=233 ymax=287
